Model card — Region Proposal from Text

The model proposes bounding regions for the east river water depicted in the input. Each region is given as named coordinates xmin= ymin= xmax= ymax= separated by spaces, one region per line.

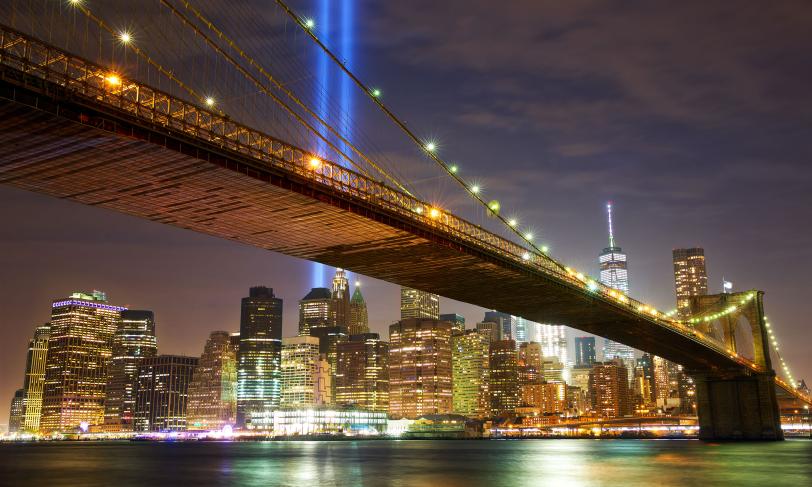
xmin=1 ymin=439 xmax=811 ymax=486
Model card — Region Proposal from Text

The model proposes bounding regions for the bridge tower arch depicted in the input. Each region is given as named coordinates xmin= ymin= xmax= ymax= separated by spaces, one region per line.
xmin=688 ymin=291 xmax=783 ymax=440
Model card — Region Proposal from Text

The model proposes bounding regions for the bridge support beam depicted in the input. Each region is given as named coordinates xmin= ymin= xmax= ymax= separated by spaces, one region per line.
xmin=692 ymin=370 xmax=783 ymax=440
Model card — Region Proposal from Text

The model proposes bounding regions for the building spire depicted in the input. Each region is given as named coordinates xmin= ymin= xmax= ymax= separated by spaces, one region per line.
xmin=606 ymin=201 xmax=616 ymax=248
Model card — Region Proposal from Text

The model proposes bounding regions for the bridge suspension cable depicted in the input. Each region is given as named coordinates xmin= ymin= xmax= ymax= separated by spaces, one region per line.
xmin=765 ymin=317 xmax=798 ymax=387
xmin=272 ymin=0 xmax=560 ymax=267
xmin=156 ymin=0 xmax=414 ymax=196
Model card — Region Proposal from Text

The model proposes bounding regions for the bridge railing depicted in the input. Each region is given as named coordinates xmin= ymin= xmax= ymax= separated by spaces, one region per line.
xmin=0 ymin=25 xmax=761 ymax=373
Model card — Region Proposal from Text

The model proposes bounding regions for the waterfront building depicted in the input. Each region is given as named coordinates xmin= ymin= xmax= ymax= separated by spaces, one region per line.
xmin=335 ymin=333 xmax=389 ymax=412
xmin=520 ymin=382 xmax=567 ymax=414
xmin=40 ymin=291 xmax=124 ymax=433
xmin=475 ymin=321 xmax=501 ymax=342
xmin=451 ymin=329 xmax=490 ymax=418
xmin=400 ymin=287 xmax=440 ymax=320
xmin=673 ymin=247 xmax=709 ymax=318
xmin=21 ymin=324 xmax=50 ymax=432
xmin=489 ymin=339 xmax=520 ymax=416
xmin=272 ymin=407 xmax=388 ymax=436
xmin=574 ymin=336 xmax=596 ymax=368
xmin=103 ymin=310 xmax=157 ymax=432
xmin=388 ymin=318 xmax=452 ymax=419
xmin=134 ymin=355 xmax=198 ymax=432
xmin=348 ymin=283 xmax=369 ymax=335
xmin=281 ymin=336 xmax=331 ymax=407
xmin=187 ymin=331 xmax=238 ymax=430
xmin=630 ymin=353 xmax=656 ymax=409
xmin=298 ymin=287 xmax=333 ymax=336
xmin=589 ymin=360 xmax=631 ymax=418
xmin=8 ymin=389 xmax=24 ymax=433
xmin=237 ymin=286 xmax=283 ymax=429
xmin=440 ymin=313 xmax=466 ymax=335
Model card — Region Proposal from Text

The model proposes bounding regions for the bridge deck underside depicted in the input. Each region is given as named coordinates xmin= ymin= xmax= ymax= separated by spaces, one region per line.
xmin=0 ymin=80 xmax=760 ymax=373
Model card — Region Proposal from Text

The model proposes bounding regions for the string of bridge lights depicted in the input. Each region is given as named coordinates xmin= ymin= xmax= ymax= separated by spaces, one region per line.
xmin=765 ymin=317 xmax=797 ymax=387
xmin=684 ymin=292 xmax=756 ymax=324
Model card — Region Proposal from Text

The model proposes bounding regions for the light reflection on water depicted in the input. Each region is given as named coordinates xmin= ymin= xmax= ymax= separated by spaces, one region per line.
xmin=1 ymin=439 xmax=810 ymax=487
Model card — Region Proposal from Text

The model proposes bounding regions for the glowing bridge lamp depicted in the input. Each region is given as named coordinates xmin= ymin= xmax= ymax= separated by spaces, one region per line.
xmin=308 ymin=157 xmax=322 ymax=169
xmin=304 ymin=18 xmax=315 ymax=29
xmin=118 ymin=31 xmax=132 ymax=44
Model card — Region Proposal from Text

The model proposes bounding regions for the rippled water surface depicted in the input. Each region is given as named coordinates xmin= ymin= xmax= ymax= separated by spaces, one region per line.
xmin=1 ymin=439 xmax=811 ymax=486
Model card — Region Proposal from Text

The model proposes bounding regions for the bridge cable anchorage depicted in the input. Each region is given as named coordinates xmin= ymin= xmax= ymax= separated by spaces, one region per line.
xmin=272 ymin=0 xmax=562 ymax=267
xmin=69 ymin=1 xmax=212 ymax=112
xmin=159 ymin=0 xmax=414 ymax=196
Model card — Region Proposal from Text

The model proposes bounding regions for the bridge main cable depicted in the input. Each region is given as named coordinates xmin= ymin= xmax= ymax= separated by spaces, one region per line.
xmin=272 ymin=0 xmax=561 ymax=267
xmin=159 ymin=0 xmax=414 ymax=196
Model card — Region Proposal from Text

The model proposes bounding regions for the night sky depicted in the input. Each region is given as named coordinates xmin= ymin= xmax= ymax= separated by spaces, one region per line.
xmin=2 ymin=0 xmax=811 ymax=426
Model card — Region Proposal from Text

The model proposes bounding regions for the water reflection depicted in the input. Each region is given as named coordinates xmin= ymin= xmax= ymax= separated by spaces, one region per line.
xmin=1 ymin=439 xmax=810 ymax=486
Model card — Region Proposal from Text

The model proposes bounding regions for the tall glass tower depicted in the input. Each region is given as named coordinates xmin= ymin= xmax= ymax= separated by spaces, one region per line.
xmin=598 ymin=203 xmax=635 ymax=371
xmin=237 ymin=287 xmax=283 ymax=429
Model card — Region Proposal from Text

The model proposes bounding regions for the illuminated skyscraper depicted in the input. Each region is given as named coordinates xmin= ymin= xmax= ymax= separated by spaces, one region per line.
xmin=388 ymin=318 xmax=453 ymax=419
xmin=574 ymin=336 xmax=596 ymax=368
xmin=298 ymin=287 xmax=333 ymax=336
xmin=21 ymin=324 xmax=50 ymax=432
xmin=440 ymin=313 xmax=466 ymax=335
xmin=518 ymin=342 xmax=543 ymax=372
xmin=237 ymin=286 xmax=283 ymax=429
xmin=599 ymin=202 xmax=629 ymax=293
xmin=103 ymin=310 xmax=157 ymax=432
xmin=475 ymin=321 xmax=501 ymax=342
xmin=335 ymin=333 xmax=389 ymax=412
xmin=348 ymin=282 xmax=369 ymax=335
xmin=451 ymin=329 xmax=490 ymax=418
xmin=331 ymin=268 xmax=351 ymax=328
xmin=40 ymin=291 xmax=124 ymax=433
xmin=400 ymin=287 xmax=440 ymax=320
xmin=598 ymin=203 xmax=635 ymax=371
xmin=8 ymin=389 xmax=24 ymax=434
xmin=134 ymin=355 xmax=198 ymax=432
xmin=280 ymin=336 xmax=331 ymax=407
xmin=673 ymin=247 xmax=709 ymax=318
xmin=187 ymin=331 xmax=238 ymax=430
xmin=489 ymin=339 xmax=520 ymax=416
xmin=589 ymin=359 xmax=631 ymax=418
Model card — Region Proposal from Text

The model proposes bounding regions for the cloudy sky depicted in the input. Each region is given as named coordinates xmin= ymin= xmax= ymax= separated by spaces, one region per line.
xmin=2 ymin=0 xmax=811 ymax=424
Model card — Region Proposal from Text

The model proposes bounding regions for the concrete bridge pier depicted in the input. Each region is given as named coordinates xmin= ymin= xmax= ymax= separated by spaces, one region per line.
xmin=692 ymin=370 xmax=783 ymax=440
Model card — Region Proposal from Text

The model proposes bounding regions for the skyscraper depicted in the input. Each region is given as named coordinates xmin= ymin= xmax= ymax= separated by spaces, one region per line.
xmin=400 ymin=287 xmax=440 ymax=320
xmin=484 ymin=311 xmax=515 ymax=341
xmin=673 ymin=247 xmax=709 ymax=318
xmin=298 ymin=287 xmax=333 ymax=336
xmin=335 ymin=333 xmax=389 ymax=412
xmin=8 ymin=389 xmax=24 ymax=434
xmin=134 ymin=355 xmax=198 ymax=432
xmin=574 ymin=336 xmax=596 ymax=368
xmin=103 ymin=310 xmax=157 ymax=432
xmin=598 ymin=203 xmax=635 ymax=372
xmin=599 ymin=202 xmax=629 ymax=293
xmin=451 ymin=329 xmax=490 ymax=418
xmin=331 ymin=268 xmax=351 ymax=328
xmin=589 ymin=359 xmax=631 ymax=418
xmin=21 ymin=324 xmax=50 ymax=433
xmin=40 ymin=291 xmax=124 ymax=433
xmin=489 ymin=339 xmax=520 ymax=416
xmin=280 ymin=336 xmax=331 ymax=407
xmin=440 ymin=313 xmax=466 ymax=335
xmin=475 ymin=321 xmax=501 ymax=342
xmin=388 ymin=318 xmax=452 ymax=419
xmin=237 ymin=286 xmax=283 ymax=429
xmin=348 ymin=282 xmax=369 ymax=335
xmin=187 ymin=331 xmax=238 ymax=430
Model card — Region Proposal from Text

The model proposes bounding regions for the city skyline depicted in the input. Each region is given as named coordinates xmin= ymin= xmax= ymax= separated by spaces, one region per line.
xmin=1 ymin=0 xmax=811 ymax=438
